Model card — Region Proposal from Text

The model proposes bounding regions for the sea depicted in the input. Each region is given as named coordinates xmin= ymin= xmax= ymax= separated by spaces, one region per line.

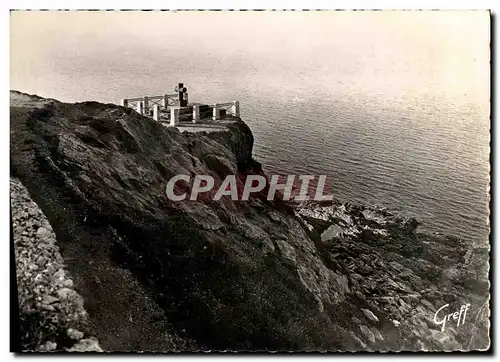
xmin=10 ymin=11 xmax=490 ymax=245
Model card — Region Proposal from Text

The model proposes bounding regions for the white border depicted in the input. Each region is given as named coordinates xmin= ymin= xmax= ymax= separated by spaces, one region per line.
xmin=3 ymin=1 xmax=498 ymax=10
xmin=2 ymin=1 xmax=496 ymax=361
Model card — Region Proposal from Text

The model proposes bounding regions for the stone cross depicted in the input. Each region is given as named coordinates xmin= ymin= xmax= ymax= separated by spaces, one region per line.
xmin=174 ymin=83 xmax=188 ymax=107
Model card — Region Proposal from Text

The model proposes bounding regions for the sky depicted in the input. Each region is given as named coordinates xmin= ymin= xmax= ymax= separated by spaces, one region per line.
xmin=10 ymin=10 xmax=490 ymax=104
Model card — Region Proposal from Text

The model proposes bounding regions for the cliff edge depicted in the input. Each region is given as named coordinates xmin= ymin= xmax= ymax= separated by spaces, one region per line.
xmin=10 ymin=91 xmax=490 ymax=351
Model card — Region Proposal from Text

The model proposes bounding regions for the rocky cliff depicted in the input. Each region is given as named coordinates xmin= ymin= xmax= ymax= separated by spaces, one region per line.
xmin=10 ymin=91 xmax=490 ymax=351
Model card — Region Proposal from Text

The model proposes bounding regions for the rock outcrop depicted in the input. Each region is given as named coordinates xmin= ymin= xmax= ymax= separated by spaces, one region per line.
xmin=295 ymin=201 xmax=490 ymax=351
xmin=10 ymin=91 xmax=490 ymax=351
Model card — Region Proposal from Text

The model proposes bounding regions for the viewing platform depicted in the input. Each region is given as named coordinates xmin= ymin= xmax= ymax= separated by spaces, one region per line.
xmin=120 ymin=83 xmax=240 ymax=133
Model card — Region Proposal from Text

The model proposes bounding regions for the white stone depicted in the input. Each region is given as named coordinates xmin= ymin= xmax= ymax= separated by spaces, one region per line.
xmin=136 ymin=100 xmax=143 ymax=115
xmin=36 ymin=227 xmax=51 ymax=240
xmin=213 ymin=104 xmax=220 ymax=121
xmin=67 ymin=328 xmax=84 ymax=341
xmin=63 ymin=279 xmax=74 ymax=288
xmin=232 ymin=100 xmax=240 ymax=118
xmin=153 ymin=105 xmax=159 ymax=121
xmin=43 ymin=341 xmax=57 ymax=352
xmin=362 ymin=308 xmax=379 ymax=323
xmin=57 ymin=287 xmax=75 ymax=300
xmin=192 ymin=104 xmax=200 ymax=123
xmin=170 ymin=107 xmax=180 ymax=126
xmin=320 ymin=224 xmax=343 ymax=241
xmin=66 ymin=338 xmax=103 ymax=352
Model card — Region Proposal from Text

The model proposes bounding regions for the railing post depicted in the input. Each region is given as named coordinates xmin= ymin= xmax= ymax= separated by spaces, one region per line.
xmin=213 ymin=104 xmax=220 ymax=121
xmin=153 ymin=105 xmax=160 ymax=121
xmin=121 ymin=99 xmax=128 ymax=107
xmin=192 ymin=104 xmax=200 ymax=123
xmin=143 ymin=96 xmax=149 ymax=115
xmin=170 ymin=107 xmax=180 ymax=126
xmin=232 ymin=101 xmax=240 ymax=118
xmin=136 ymin=101 xmax=143 ymax=115
xmin=163 ymin=94 xmax=168 ymax=109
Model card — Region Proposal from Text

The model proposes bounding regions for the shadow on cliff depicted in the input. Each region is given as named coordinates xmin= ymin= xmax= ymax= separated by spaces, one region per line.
xmin=10 ymin=92 xmax=356 ymax=351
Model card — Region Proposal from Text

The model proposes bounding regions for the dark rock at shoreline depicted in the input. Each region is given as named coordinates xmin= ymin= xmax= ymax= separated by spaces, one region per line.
xmin=295 ymin=200 xmax=490 ymax=351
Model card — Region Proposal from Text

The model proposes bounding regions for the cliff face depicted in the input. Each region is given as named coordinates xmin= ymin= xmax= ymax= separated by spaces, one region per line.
xmin=10 ymin=91 xmax=489 ymax=351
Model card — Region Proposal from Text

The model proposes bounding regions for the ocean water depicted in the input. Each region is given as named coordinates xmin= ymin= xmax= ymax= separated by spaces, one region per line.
xmin=197 ymin=74 xmax=490 ymax=245
xmin=10 ymin=11 xmax=490 ymax=245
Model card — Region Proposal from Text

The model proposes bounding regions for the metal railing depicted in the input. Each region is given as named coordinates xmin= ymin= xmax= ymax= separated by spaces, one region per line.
xmin=120 ymin=95 xmax=240 ymax=126
xmin=121 ymin=94 xmax=181 ymax=117
xmin=217 ymin=102 xmax=235 ymax=116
